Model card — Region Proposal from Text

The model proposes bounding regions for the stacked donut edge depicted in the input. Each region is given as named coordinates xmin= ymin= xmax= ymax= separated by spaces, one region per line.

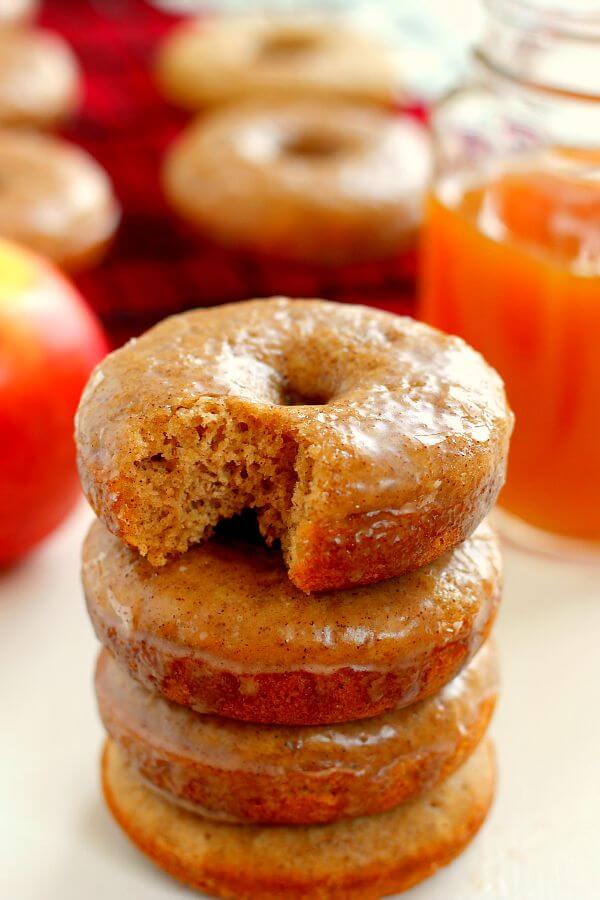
xmin=76 ymin=297 xmax=513 ymax=899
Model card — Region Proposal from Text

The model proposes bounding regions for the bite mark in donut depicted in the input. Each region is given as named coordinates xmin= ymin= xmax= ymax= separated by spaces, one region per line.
xmin=76 ymin=298 xmax=513 ymax=591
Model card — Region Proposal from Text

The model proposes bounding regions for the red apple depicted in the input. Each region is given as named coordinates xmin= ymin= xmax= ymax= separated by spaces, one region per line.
xmin=0 ymin=239 xmax=107 ymax=564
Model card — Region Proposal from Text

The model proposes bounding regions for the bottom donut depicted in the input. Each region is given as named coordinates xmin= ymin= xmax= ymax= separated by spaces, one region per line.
xmin=102 ymin=738 xmax=495 ymax=899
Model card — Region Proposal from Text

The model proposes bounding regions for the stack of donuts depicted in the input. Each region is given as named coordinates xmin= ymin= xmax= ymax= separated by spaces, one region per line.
xmin=76 ymin=298 xmax=513 ymax=898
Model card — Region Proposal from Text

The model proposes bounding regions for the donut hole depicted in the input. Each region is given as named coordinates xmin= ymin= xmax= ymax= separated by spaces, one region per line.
xmin=259 ymin=29 xmax=320 ymax=60
xmin=128 ymin=343 xmax=348 ymax=569
xmin=283 ymin=130 xmax=349 ymax=161
xmin=283 ymin=387 xmax=329 ymax=407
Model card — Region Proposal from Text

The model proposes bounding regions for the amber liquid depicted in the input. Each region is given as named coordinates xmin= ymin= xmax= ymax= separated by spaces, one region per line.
xmin=420 ymin=162 xmax=600 ymax=541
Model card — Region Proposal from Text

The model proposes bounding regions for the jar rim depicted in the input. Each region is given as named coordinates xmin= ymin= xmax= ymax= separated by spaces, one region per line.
xmin=479 ymin=0 xmax=600 ymax=101
xmin=484 ymin=0 xmax=600 ymax=40
xmin=474 ymin=46 xmax=600 ymax=103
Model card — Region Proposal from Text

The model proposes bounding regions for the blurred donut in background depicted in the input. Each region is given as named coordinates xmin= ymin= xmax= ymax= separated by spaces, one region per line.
xmin=163 ymin=100 xmax=432 ymax=267
xmin=0 ymin=130 xmax=120 ymax=271
xmin=0 ymin=0 xmax=39 ymax=29
xmin=0 ymin=28 xmax=81 ymax=129
xmin=156 ymin=14 xmax=399 ymax=111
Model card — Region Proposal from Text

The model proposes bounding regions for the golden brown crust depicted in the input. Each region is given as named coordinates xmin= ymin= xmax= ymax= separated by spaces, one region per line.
xmin=155 ymin=14 xmax=397 ymax=111
xmin=163 ymin=101 xmax=431 ymax=266
xmin=83 ymin=519 xmax=501 ymax=724
xmin=102 ymin=738 xmax=495 ymax=899
xmin=76 ymin=298 xmax=513 ymax=592
xmin=96 ymin=642 xmax=497 ymax=824
xmin=291 ymin=477 xmax=505 ymax=592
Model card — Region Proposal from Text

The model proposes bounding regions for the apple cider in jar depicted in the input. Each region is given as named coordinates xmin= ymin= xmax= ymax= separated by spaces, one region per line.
xmin=419 ymin=0 xmax=600 ymax=552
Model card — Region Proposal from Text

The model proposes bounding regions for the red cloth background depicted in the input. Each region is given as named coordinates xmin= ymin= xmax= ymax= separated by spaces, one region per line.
xmin=40 ymin=0 xmax=419 ymax=345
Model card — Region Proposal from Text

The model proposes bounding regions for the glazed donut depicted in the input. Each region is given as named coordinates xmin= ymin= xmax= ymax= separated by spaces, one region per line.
xmin=83 ymin=518 xmax=501 ymax=725
xmin=76 ymin=298 xmax=513 ymax=592
xmin=156 ymin=14 xmax=397 ymax=111
xmin=0 ymin=29 xmax=80 ymax=129
xmin=103 ymin=737 xmax=495 ymax=900
xmin=0 ymin=0 xmax=38 ymax=28
xmin=0 ymin=131 xmax=120 ymax=271
xmin=163 ymin=101 xmax=432 ymax=266
xmin=96 ymin=642 xmax=497 ymax=825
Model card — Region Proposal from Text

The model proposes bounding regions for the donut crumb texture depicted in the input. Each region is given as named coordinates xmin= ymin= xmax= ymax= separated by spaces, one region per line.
xmin=76 ymin=299 xmax=513 ymax=591
xmin=129 ymin=400 xmax=309 ymax=565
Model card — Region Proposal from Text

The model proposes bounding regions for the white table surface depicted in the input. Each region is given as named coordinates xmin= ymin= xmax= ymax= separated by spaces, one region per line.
xmin=1 ymin=500 xmax=599 ymax=900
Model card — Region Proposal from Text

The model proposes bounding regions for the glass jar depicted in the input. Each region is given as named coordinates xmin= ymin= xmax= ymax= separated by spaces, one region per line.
xmin=419 ymin=0 xmax=600 ymax=555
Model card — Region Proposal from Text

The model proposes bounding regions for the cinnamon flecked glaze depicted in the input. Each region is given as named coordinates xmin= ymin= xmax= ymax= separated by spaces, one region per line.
xmin=163 ymin=101 xmax=431 ymax=266
xmin=83 ymin=519 xmax=501 ymax=724
xmin=102 ymin=738 xmax=495 ymax=899
xmin=96 ymin=642 xmax=498 ymax=824
xmin=76 ymin=298 xmax=513 ymax=592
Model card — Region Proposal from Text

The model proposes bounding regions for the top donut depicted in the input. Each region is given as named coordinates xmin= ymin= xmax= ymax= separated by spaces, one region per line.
xmin=76 ymin=298 xmax=513 ymax=592
xmin=155 ymin=14 xmax=398 ymax=110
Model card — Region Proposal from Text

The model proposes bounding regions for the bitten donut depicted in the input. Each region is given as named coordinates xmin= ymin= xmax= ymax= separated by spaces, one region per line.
xmin=83 ymin=519 xmax=501 ymax=725
xmin=103 ymin=738 xmax=495 ymax=899
xmin=156 ymin=14 xmax=397 ymax=110
xmin=0 ymin=0 xmax=38 ymax=27
xmin=0 ymin=29 xmax=80 ymax=129
xmin=0 ymin=130 xmax=119 ymax=271
xmin=96 ymin=642 xmax=498 ymax=824
xmin=163 ymin=101 xmax=432 ymax=266
xmin=76 ymin=299 xmax=513 ymax=592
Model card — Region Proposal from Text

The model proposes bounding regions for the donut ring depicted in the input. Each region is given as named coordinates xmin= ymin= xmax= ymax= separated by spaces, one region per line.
xmin=163 ymin=101 xmax=432 ymax=266
xmin=102 ymin=737 xmax=495 ymax=899
xmin=83 ymin=519 xmax=501 ymax=725
xmin=0 ymin=130 xmax=120 ymax=271
xmin=76 ymin=298 xmax=513 ymax=592
xmin=96 ymin=642 xmax=497 ymax=824
xmin=156 ymin=14 xmax=397 ymax=111
xmin=0 ymin=29 xmax=80 ymax=129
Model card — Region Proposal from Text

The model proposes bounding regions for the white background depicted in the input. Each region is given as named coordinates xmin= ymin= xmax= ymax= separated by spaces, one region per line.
xmin=1 ymin=501 xmax=599 ymax=899
xmin=2 ymin=1 xmax=599 ymax=897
